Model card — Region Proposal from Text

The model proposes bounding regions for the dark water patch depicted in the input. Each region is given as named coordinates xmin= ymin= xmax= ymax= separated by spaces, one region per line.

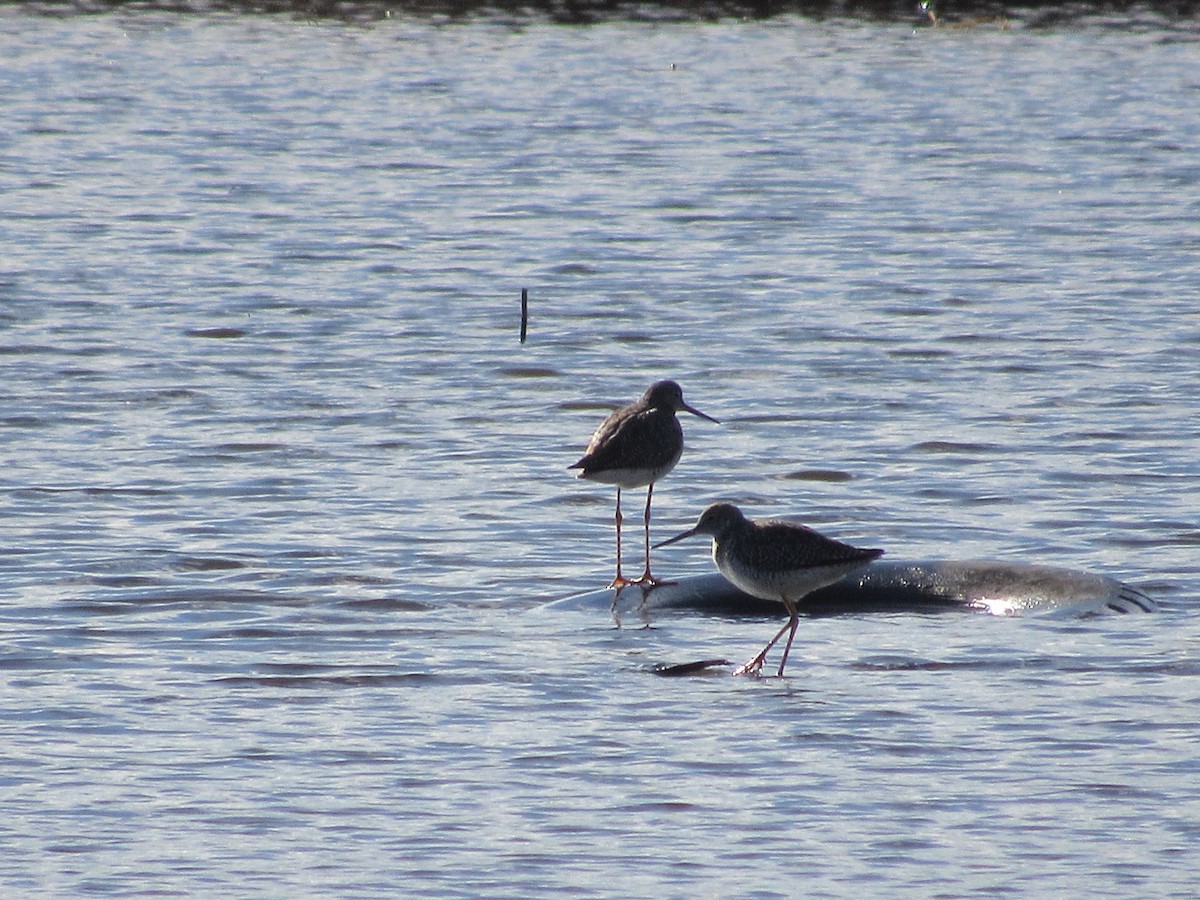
xmin=213 ymin=671 xmax=436 ymax=688
xmin=996 ymin=362 xmax=1051 ymax=375
xmin=857 ymin=654 xmax=1200 ymax=677
xmin=498 ymin=366 xmax=561 ymax=378
xmin=941 ymin=332 xmax=1008 ymax=346
xmin=338 ymin=596 xmax=434 ymax=612
xmin=619 ymin=800 xmax=703 ymax=814
xmin=881 ymin=305 xmax=946 ymax=318
xmin=211 ymin=442 xmax=288 ymax=453
xmin=1074 ymin=429 xmax=1140 ymax=441
xmin=614 ymin=332 xmax=656 ymax=344
xmin=278 ymin=250 xmax=360 ymax=263
xmin=0 ymin=653 xmax=59 ymax=671
xmin=964 ymin=494 xmax=1013 ymax=506
xmin=175 ymin=556 xmax=252 ymax=572
xmin=548 ymin=263 xmax=600 ymax=275
xmin=12 ymin=485 xmax=173 ymax=499
xmin=373 ymin=439 xmax=417 ymax=450
xmin=62 ymin=588 xmax=311 ymax=611
xmin=1074 ymin=782 xmax=1166 ymax=801
xmin=887 ymin=347 xmax=954 ymax=360
xmin=853 ymin=656 xmax=990 ymax=672
xmin=912 ymin=440 xmax=1003 ymax=454
xmin=1159 ymin=530 xmax=1200 ymax=546
xmin=358 ymin=160 xmax=451 ymax=173
xmin=559 ymin=399 xmax=619 ymax=413
xmin=254 ymin=662 xmax=387 ymax=676
xmin=1 ymin=415 xmax=48 ymax=428
xmin=185 ymin=327 xmax=248 ymax=339
xmin=1096 ymin=530 xmax=1200 ymax=550
xmin=559 ymin=492 xmax=606 ymax=507
xmin=778 ymin=468 xmax=855 ymax=482
xmin=661 ymin=211 xmax=725 ymax=225
xmin=200 ymin=626 xmax=297 ymax=639
xmin=307 ymin=573 xmax=395 ymax=590
xmin=233 ymin=747 xmax=290 ymax=761
xmin=79 ymin=575 xmax=164 ymax=589
xmin=120 ymin=210 xmax=191 ymax=224
xmin=1045 ymin=467 xmax=1176 ymax=487
xmin=0 ymin=343 xmax=60 ymax=356
xmin=163 ymin=243 xmax=229 ymax=258
xmin=1100 ymin=660 xmax=1200 ymax=677
xmin=300 ymin=748 xmax=412 ymax=766
xmin=105 ymin=387 xmax=204 ymax=405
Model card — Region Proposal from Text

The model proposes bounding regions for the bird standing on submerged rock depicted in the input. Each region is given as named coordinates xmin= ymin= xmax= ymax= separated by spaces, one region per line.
xmin=655 ymin=502 xmax=883 ymax=676
xmin=570 ymin=380 xmax=719 ymax=588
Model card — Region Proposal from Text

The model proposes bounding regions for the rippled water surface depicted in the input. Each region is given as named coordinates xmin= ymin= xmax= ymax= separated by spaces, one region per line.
xmin=3 ymin=8 xmax=1199 ymax=896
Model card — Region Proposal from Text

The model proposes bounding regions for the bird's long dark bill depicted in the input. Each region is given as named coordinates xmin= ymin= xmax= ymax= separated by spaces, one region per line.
xmin=653 ymin=527 xmax=699 ymax=549
xmin=683 ymin=403 xmax=720 ymax=424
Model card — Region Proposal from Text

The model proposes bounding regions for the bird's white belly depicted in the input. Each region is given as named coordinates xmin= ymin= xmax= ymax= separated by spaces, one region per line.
xmin=575 ymin=463 xmax=677 ymax=489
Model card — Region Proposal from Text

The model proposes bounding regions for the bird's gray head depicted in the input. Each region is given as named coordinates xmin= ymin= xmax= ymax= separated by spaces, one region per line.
xmin=642 ymin=380 xmax=720 ymax=424
xmin=689 ymin=502 xmax=746 ymax=539
xmin=642 ymin=380 xmax=685 ymax=408
xmin=653 ymin=502 xmax=746 ymax=549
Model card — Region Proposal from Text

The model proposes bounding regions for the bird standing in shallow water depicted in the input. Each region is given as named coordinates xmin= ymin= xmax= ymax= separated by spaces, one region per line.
xmin=655 ymin=502 xmax=883 ymax=676
xmin=570 ymin=380 xmax=719 ymax=588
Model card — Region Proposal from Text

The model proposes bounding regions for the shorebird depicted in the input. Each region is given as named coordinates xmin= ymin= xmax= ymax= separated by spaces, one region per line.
xmin=570 ymin=380 xmax=719 ymax=588
xmin=655 ymin=502 xmax=883 ymax=676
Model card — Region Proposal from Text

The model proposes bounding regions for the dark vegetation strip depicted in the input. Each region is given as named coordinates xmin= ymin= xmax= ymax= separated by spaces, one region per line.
xmin=9 ymin=0 xmax=1200 ymax=24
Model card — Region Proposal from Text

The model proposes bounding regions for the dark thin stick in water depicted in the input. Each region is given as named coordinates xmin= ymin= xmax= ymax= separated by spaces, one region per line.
xmin=520 ymin=288 xmax=528 ymax=344
xmin=650 ymin=659 xmax=733 ymax=677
